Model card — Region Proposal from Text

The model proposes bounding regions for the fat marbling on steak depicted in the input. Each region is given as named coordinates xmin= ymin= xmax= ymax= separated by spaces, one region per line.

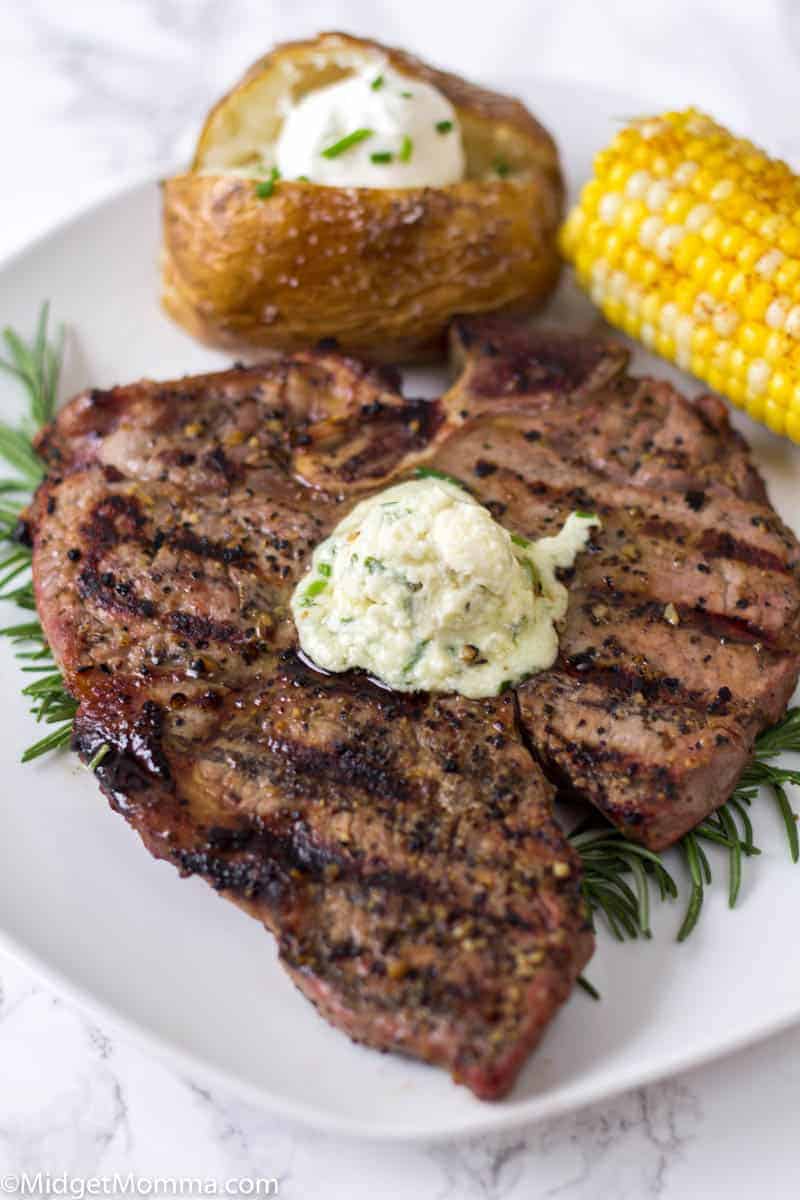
xmin=26 ymin=320 xmax=800 ymax=1097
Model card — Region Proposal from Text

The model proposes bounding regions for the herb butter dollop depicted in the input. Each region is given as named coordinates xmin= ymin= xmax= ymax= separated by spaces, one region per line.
xmin=291 ymin=477 xmax=599 ymax=699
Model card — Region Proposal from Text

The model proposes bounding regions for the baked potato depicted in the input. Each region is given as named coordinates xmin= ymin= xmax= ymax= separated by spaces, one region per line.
xmin=161 ymin=32 xmax=564 ymax=362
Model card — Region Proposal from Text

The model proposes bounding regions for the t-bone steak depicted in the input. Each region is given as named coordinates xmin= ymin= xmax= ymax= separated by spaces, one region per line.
xmin=25 ymin=318 xmax=800 ymax=1097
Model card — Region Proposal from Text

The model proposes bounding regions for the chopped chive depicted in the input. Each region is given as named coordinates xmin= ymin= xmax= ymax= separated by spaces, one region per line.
xmin=402 ymin=639 xmax=429 ymax=675
xmin=510 ymin=532 xmax=531 ymax=548
xmin=521 ymin=558 xmax=538 ymax=587
xmin=413 ymin=466 xmax=469 ymax=491
xmin=318 ymin=562 xmax=332 ymax=578
xmin=296 ymin=174 xmax=310 ymax=182
xmin=494 ymin=158 xmax=511 ymax=178
xmin=370 ymin=74 xmax=384 ymax=91
xmin=400 ymin=90 xmax=413 ymax=99
xmin=399 ymin=135 xmax=413 ymax=163
xmin=321 ymin=128 xmax=374 ymax=158
xmin=370 ymin=151 xmax=394 ymax=164
xmin=574 ymin=510 xmax=597 ymax=520
xmin=255 ymin=167 xmax=280 ymax=198
xmin=302 ymin=578 xmax=328 ymax=605
xmin=364 ymin=556 xmax=385 ymax=574
xmin=435 ymin=120 xmax=453 ymax=134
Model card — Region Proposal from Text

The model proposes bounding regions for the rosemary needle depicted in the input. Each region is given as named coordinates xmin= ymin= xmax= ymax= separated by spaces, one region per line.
xmin=577 ymin=975 xmax=600 ymax=1000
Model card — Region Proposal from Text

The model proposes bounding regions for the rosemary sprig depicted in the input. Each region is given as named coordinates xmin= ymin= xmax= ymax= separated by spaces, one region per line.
xmin=570 ymin=825 xmax=678 ymax=939
xmin=0 ymin=300 xmax=63 ymax=434
xmin=0 ymin=302 xmax=75 ymax=760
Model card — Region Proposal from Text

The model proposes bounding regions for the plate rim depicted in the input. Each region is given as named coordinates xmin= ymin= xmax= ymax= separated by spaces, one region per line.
xmin=4 ymin=911 xmax=800 ymax=1143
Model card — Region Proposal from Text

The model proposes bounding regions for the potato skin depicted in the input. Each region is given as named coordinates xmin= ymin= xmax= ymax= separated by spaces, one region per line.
xmin=163 ymin=176 xmax=561 ymax=361
xmin=161 ymin=33 xmax=564 ymax=362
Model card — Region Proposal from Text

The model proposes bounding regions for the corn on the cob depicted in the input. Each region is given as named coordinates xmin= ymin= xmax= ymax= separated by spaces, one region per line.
xmin=560 ymin=108 xmax=800 ymax=443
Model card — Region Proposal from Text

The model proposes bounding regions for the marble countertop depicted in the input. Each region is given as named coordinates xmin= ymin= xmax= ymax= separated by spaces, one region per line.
xmin=1 ymin=1 xmax=799 ymax=1195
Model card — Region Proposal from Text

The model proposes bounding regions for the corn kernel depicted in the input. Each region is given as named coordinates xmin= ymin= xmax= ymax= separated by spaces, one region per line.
xmin=640 ymin=293 xmax=662 ymax=325
xmin=746 ymin=395 xmax=766 ymax=423
xmin=693 ymin=249 xmax=720 ymax=284
xmin=726 ymin=271 xmax=750 ymax=302
xmin=691 ymin=324 xmax=715 ymax=355
xmin=580 ymin=179 xmax=603 ymax=212
xmin=758 ymin=213 xmax=786 ymax=241
xmin=727 ymin=346 xmax=748 ymax=379
xmin=604 ymin=297 xmax=624 ymax=325
xmin=768 ymin=370 xmax=792 ymax=404
xmin=640 ymin=256 xmax=662 ymax=287
xmin=654 ymin=332 xmax=675 ymax=359
xmin=607 ymin=161 xmax=632 ymax=189
xmin=706 ymin=263 xmax=735 ymax=299
xmin=700 ymin=214 xmax=726 ymax=246
xmin=712 ymin=304 xmax=739 ymax=338
xmin=741 ymin=206 xmax=764 ymax=233
xmin=737 ymin=321 xmax=768 ymax=354
xmin=624 ymin=169 xmax=652 ymax=200
xmin=747 ymin=358 xmax=770 ymax=394
xmin=775 ymin=259 xmax=800 ymax=292
xmin=707 ymin=366 xmax=726 ymax=393
xmin=726 ymin=376 xmax=748 ymax=407
xmin=598 ymin=192 xmax=623 ymax=224
xmin=737 ymin=238 xmax=766 ymax=271
xmin=674 ymin=278 xmax=698 ymax=311
xmin=764 ymin=399 xmax=786 ymax=435
xmin=718 ymin=225 xmax=747 ymax=258
xmin=674 ymin=232 xmax=705 ymax=274
xmin=755 ymin=249 xmax=785 ymax=279
xmin=786 ymin=306 xmax=800 ymax=339
xmin=662 ymin=191 xmax=693 ymax=222
xmin=742 ymin=283 xmax=774 ymax=322
xmin=621 ymin=245 xmax=643 ymax=278
xmin=605 ymin=231 xmax=629 ymax=265
xmin=619 ymin=199 xmax=648 ymax=235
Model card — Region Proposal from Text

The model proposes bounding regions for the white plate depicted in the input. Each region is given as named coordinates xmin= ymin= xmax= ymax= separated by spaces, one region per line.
xmin=0 ymin=76 xmax=798 ymax=1143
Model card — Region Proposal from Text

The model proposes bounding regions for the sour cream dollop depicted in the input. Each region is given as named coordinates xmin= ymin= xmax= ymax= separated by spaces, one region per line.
xmin=274 ymin=63 xmax=465 ymax=188
xmin=291 ymin=477 xmax=599 ymax=699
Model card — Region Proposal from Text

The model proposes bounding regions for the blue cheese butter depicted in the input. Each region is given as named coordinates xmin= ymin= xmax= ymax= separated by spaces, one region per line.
xmin=291 ymin=477 xmax=599 ymax=699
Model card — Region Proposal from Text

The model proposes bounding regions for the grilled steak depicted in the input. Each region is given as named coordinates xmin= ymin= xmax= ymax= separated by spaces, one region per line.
xmin=26 ymin=321 xmax=800 ymax=1096
xmin=27 ymin=351 xmax=592 ymax=1101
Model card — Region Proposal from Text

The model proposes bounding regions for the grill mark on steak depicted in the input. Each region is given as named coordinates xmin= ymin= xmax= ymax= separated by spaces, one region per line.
xmin=249 ymin=735 xmax=415 ymax=805
xmin=646 ymin=519 xmax=793 ymax=575
xmin=578 ymin=587 xmax=772 ymax=646
xmin=558 ymin=655 xmax=740 ymax=713
xmin=77 ymin=564 xmax=157 ymax=620
xmin=473 ymin=460 xmax=793 ymax=578
xmin=167 ymin=609 xmax=249 ymax=648
xmin=165 ymin=530 xmax=254 ymax=568
xmin=28 ymin=320 xmax=800 ymax=1096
